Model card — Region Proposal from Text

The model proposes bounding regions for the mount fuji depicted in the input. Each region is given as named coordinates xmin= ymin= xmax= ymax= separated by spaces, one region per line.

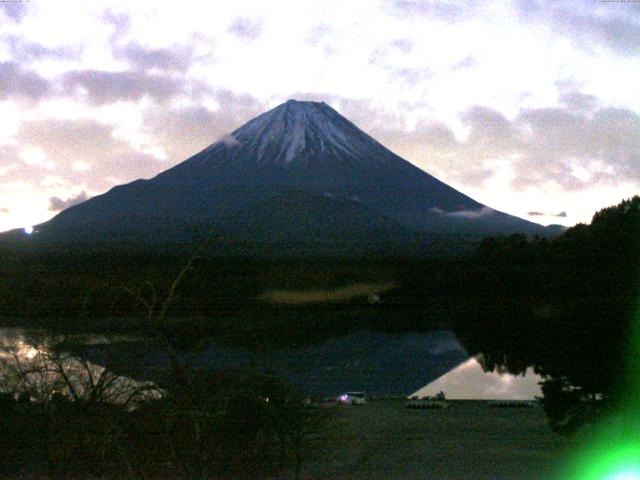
xmin=7 ymin=100 xmax=560 ymax=253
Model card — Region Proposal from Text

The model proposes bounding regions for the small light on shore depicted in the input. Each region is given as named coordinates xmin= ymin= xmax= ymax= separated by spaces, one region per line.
xmin=24 ymin=226 xmax=34 ymax=235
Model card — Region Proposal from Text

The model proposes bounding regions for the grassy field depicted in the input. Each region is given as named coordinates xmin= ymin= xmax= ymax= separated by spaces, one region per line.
xmin=291 ymin=400 xmax=574 ymax=480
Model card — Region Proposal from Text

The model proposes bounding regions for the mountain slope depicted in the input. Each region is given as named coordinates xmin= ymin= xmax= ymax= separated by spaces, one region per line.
xmin=6 ymin=99 xmax=555 ymax=251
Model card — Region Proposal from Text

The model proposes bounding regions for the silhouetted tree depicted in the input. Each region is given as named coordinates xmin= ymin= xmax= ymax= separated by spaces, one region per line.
xmin=459 ymin=196 xmax=640 ymax=433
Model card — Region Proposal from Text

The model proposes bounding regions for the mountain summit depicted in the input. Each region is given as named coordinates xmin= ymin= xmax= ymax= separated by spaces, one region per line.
xmin=208 ymin=99 xmax=381 ymax=168
xmin=158 ymin=99 xmax=428 ymax=181
xmin=10 ymin=100 xmax=557 ymax=252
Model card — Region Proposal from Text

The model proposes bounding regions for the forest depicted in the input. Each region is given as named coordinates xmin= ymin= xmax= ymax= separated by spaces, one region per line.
xmin=0 ymin=196 xmax=638 ymax=477
xmin=456 ymin=196 xmax=640 ymax=433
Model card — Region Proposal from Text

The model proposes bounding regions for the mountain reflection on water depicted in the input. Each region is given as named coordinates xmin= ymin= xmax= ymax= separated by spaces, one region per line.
xmin=76 ymin=329 xmax=469 ymax=397
xmin=1 ymin=327 xmax=541 ymax=399
xmin=411 ymin=358 xmax=542 ymax=400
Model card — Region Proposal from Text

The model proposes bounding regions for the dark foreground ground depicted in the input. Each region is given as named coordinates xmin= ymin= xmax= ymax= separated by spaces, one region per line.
xmin=288 ymin=400 xmax=573 ymax=480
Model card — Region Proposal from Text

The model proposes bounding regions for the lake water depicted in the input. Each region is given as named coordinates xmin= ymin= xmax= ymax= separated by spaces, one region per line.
xmin=0 ymin=327 xmax=157 ymax=403
xmin=0 ymin=326 xmax=541 ymax=399
xmin=411 ymin=357 xmax=542 ymax=400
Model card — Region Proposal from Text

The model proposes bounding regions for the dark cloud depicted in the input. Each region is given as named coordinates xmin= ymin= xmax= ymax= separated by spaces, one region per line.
xmin=18 ymin=118 xmax=160 ymax=190
xmin=61 ymin=69 xmax=184 ymax=105
xmin=515 ymin=0 xmax=640 ymax=56
xmin=0 ymin=1 xmax=28 ymax=22
xmin=380 ymin=107 xmax=513 ymax=185
xmin=331 ymin=97 xmax=408 ymax=138
xmin=142 ymin=105 xmax=219 ymax=163
xmin=48 ymin=191 xmax=90 ymax=212
xmin=114 ymin=42 xmax=193 ymax=73
xmin=415 ymin=98 xmax=640 ymax=190
xmin=512 ymin=104 xmax=640 ymax=189
xmin=326 ymin=90 xmax=640 ymax=192
xmin=558 ymin=89 xmax=599 ymax=112
xmin=0 ymin=62 xmax=51 ymax=101
xmin=462 ymin=106 xmax=518 ymax=147
xmin=318 ymin=96 xmax=494 ymax=184
xmin=4 ymin=93 xmax=264 ymax=204
xmin=141 ymin=90 xmax=266 ymax=162
xmin=1 ymin=35 xmax=82 ymax=62
xmin=228 ymin=17 xmax=263 ymax=40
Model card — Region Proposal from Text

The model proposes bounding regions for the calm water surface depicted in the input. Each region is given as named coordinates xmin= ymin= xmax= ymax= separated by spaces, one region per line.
xmin=0 ymin=326 xmax=541 ymax=399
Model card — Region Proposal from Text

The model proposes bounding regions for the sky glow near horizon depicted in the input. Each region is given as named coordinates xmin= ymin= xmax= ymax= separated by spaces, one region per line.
xmin=411 ymin=357 xmax=542 ymax=400
xmin=1 ymin=0 xmax=639 ymax=232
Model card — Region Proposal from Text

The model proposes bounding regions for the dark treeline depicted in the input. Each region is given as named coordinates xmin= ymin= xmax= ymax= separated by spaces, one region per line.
xmin=0 ymin=247 xmax=475 ymax=348
xmin=454 ymin=196 xmax=640 ymax=432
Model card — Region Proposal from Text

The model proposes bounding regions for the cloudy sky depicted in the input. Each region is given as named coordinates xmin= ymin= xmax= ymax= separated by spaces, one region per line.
xmin=1 ymin=0 xmax=639 ymax=232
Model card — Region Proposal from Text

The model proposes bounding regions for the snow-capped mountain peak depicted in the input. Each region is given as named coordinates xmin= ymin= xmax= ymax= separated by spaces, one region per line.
xmin=16 ymin=99 xmax=554 ymax=250
xmin=202 ymin=99 xmax=394 ymax=168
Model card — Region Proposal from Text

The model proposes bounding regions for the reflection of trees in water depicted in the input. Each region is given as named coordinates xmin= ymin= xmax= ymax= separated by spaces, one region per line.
xmin=0 ymin=330 xmax=159 ymax=406
xmin=0 ymin=251 xmax=321 ymax=479
xmin=453 ymin=196 xmax=640 ymax=434
xmin=0 ymin=330 xmax=319 ymax=479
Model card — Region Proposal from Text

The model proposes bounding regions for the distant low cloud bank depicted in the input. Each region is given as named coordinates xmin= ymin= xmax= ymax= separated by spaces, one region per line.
xmin=527 ymin=211 xmax=567 ymax=218
xmin=429 ymin=206 xmax=495 ymax=219
xmin=446 ymin=206 xmax=495 ymax=219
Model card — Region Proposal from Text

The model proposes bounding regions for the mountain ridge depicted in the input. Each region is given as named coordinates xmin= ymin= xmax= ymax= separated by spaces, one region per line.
xmin=1 ymin=99 xmax=561 ymax=253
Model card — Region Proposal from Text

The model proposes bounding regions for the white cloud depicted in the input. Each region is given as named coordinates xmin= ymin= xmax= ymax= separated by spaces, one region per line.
xmin=72 ymin=161 xmax=90 ymax=172
xmin=445 ymin=206 xmax=495 ymax=219
xmin=218 ymin=133 xmax=240 ymax=148
xmin=0 ymin=181 xmax=54 ymax=232
xmin=19 ymin=146 xmax=47 ymax=165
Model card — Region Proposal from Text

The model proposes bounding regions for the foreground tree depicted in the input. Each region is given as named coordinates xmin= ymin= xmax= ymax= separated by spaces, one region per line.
xmin=0 ymin=251 xmax=322 ymax=478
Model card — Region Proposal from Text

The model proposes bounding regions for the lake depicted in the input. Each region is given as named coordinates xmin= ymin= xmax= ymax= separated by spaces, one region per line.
xmin=0 ymin=326 xmax=541 ymax=399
